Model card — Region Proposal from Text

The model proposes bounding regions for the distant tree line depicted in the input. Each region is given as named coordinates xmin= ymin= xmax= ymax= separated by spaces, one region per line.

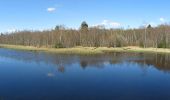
xmin=0 ymin=21 xmax=170 ymax=48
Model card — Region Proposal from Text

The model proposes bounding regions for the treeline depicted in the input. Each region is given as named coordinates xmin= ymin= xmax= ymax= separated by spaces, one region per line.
xmin=0 ymin=22 xmax=170 ymax=48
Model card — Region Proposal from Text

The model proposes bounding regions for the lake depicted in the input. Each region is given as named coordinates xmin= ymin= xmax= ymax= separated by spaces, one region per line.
xmin=0 ymin=48 xmax=170 ymax=100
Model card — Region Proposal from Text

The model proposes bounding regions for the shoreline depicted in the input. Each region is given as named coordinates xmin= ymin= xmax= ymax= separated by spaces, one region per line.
xmin=0 ymin=44 xmax=170 ymax=55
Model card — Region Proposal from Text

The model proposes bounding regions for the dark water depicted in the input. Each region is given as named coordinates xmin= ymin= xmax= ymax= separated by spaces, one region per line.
xmin=0 ymin=48 xmax=170 ymax=100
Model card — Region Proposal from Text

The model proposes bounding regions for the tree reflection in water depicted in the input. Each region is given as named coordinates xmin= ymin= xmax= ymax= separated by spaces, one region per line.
xmin=0 ymin=48 xmax=170 ymax=73
xmin=130 ymin=53 xmax=170 ymax=73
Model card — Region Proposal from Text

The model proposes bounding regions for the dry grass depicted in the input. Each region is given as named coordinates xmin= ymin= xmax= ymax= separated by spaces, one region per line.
xmin=1 ymin=44 xmax=170 ymax=55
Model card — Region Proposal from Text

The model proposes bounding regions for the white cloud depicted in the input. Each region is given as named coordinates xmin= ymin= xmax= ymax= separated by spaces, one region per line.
xmin=109 ymin=22 xmax=121 ymax=27
xmin=7 ymin=29 xmax=17 ymax=33
xmin=47 ymin=73 xmax=55 ymax=77
xmin=94 ymin=20 xmax=121 ymax=28
xmin=160 ymin=17 xmax=165 ymax=22
xmin=47 ymin=7 xmax=56 ymax=12
xmin=142 ymin=22 xmax=157 ymax=28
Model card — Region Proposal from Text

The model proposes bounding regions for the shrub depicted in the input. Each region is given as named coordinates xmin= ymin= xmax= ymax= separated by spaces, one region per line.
xmin=158 ymin=41 xmax=166 ymax=48
xmin=55 ymin=43 xmax=64 ymax=48
xmin=139 ymin=42 xmax=144 ymax=48
xmin=116 ymin=40 xmax=122 ymax=47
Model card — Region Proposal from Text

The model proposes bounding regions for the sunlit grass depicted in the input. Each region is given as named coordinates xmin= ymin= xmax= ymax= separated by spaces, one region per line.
xmin=1 ymin=44 xmax=170 ymax=55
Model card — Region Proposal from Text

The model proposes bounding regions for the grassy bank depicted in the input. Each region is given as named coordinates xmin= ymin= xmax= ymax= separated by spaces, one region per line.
xmin=0 ymin=44 xmax=170 ymax=55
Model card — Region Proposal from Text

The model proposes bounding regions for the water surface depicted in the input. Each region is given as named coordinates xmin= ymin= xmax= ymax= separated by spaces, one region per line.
xmin=0 ymin=48 xmax=170 ymax=100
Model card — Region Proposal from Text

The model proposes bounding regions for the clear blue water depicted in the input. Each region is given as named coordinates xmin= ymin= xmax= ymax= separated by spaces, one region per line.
xmin=0 ymin=48 xmax=170 ymax=100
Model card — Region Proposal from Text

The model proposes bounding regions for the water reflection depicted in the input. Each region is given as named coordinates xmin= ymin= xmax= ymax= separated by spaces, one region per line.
xmin=0 ymin=48 xmax=170 ymax=73
xmin=130 ymin=53 xmax=170 ymax=73
xmin=1 ymin=48 xmax=170 ymax=100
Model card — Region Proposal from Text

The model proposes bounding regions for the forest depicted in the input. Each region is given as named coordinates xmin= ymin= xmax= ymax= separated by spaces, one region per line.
xmin=0 ymin=21 xmax=170 ymax=48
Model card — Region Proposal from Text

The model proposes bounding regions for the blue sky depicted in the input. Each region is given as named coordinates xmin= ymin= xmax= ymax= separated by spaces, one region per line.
xmin=0 ymin=0 xmax=169 ymax=32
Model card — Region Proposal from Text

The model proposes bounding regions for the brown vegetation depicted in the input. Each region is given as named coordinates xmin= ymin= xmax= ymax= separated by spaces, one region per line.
xmin=0 ymin=22 xmax=170 ymax=49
